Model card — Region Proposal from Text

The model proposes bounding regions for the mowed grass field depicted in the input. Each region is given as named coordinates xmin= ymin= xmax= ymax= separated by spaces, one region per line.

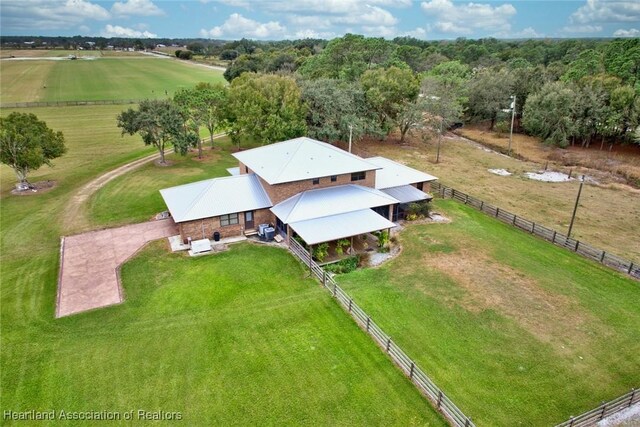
xmin=0 ymin=57 xmax=225 ymax=103
xmin=2 ymin=241 xmax=445 ymax=425
xmin=337 ymin=199 xmax=640 ymax=426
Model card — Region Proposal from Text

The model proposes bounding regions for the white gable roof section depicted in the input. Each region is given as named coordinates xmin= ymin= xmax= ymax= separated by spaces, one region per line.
xmin=367 ymin=156 xmax=438 ymax=189
xmin=232 ymin=137 xmax=380 ymax=185
xmin=160 ymin=174 xmax=272 ymax=223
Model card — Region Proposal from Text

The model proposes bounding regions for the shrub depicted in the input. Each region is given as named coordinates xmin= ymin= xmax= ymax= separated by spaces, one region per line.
xmin=335 ymin=238 xmax=350 ymax=255
xmin=374 ymin=230 xmax=390 ymax=248
xmin=178 ymin=50 xmax=193 ymax=60
xmin=358 ymin=252 xmax=371 ymax=267
xmin=174 ymin=50 xmax=182 ymax=58
xmin=406 ymin=201 xmax=431 ymax=219
xmin=313 ymin=242 xmax=329 ymax=262
xmin=324 ymin=256 xmax=358 ymax=274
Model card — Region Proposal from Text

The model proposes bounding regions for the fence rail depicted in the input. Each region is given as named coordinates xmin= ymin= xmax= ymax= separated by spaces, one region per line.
xmin=1 ymin=99 xmax=144 ymax=108
xmin=555 ymin=388 xmax=638 ymax=427
xmin=288 ymin=238 xmax=475 ymax=427
xmin=431 ymin=182 xmax=640 ymax=280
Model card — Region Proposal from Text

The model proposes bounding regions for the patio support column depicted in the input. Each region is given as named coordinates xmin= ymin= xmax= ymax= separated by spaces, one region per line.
xmin=350 ymin=236 xmax=354 ymax=254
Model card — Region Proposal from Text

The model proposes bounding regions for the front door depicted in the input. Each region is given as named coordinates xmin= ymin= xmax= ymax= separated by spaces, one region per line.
xmin=244 ymin=211 xmax=254 ymax=230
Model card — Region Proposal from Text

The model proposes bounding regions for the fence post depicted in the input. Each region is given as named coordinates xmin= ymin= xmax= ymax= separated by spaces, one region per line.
xmin=512 ymin=215 xmax=516 ymax=225
xmin=452 ymin=189 xmax=456 ymax=200
xmin=630 ymin=388 xmax=636 ymax=407
xmin=531 ymin=222 xmax=535 ymax=234
xmin=333 ymin=281 xmax=337 ymax=297
xmin=495 ymin=207 xmax=500 ymax=218
xmin=366 ymin=316 xmax=370 ymax=332
xmin=628 ymin=262 xmax=634 ymax=275
xmin=465 ymin=418 xmax=471 ymax=427
xmin=568 ymin=416 xmax=575 ymax=427
xmin=409 ymin=362 xmax=415 ymax=378
xmin=437 ymin=391 xmax=443 ymax=408
xmin=385 ymin=337 xmax=391 ymax=353
xmin=480 ymin=201 xmax=484 ymax=211
xmin=465 ymin=194 xmax=469 ymax=204
xmin=600 ymin=251 xmax=606 ymax=263
xmin=598 ymin=401 xmax=607 ymax=420
xmin=348 ymin=298 xmax=352 ymax=313
xmin=552 ymin=230 xmax=557 ymax=243
xmin=323 ymin=270 xmax=327 ymax=288
xmin=575 ymin=240 xmax=580 ymax=252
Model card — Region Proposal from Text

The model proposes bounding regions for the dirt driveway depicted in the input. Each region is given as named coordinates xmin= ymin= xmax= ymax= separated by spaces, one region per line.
xmin=56 ymin=219 xmax=178 ymax=318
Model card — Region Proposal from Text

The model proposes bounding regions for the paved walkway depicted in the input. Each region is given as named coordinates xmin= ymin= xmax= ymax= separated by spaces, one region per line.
xmin=56 ymin=219 xmax=178 ymax=318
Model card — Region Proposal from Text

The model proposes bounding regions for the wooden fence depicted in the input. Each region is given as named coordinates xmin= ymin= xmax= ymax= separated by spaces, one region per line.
xmin=288 ymin=237 xmax=476 ymax=427
xmin=1 ymin=99 xmax=143 ymax=108
xmin=431 ymin=182 xmax=640 ymax=280
xmin=555 ymin=388 xmax=638 ymax=427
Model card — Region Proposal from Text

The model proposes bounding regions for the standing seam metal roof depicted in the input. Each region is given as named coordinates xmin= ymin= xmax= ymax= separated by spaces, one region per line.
xmin=366 ymin=156 xmax=438 ymax=189
xmin=270 ymin=184 xmax=399 ymax=224
xmin=232 ymin=137 xmax=381 ymax=185
xmin=159 ymin=174 xmax=272 ymax=223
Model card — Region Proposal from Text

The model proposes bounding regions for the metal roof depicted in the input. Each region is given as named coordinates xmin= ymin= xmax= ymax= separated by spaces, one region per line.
xmin=381 ymin=185 xmax=432 ymax=204
xmin=160 ymin=174 xmax=272 ymax=223
xmin=271 ymin=184 xmax=399 ymax=224
xmin=289 ymin=209 xmax=396 ymax=246
xmin=232 ymin=137 xmax=380 ymax=185
xmin=226 ymin=167 xmax=240 ymax=176
xmin=366 ymin=156 xmax=438 ymax=189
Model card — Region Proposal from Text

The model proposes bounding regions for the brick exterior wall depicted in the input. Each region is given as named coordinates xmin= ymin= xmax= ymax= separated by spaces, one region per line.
xmin=178 ymin=208 xmax=273 ymax=241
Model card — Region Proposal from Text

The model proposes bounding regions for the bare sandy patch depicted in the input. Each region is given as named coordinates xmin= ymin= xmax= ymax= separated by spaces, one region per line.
xmin=421 ymin=248 xmax=609 ymax=355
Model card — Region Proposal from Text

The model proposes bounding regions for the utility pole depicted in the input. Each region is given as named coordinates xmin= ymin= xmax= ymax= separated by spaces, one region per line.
xmin=567 ymin=175 xmax=585 ymax=238
xmin=436 ymin=117 xmax=443 ymax=163
xmin=348 ymin=125 xmax=353 ymax=153
xmin=508 ymin=94 xmax=516 ymax=157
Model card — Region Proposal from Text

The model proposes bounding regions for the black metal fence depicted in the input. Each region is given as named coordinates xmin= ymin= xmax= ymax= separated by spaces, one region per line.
xmin=431 ymin=182 xmax=640 ymax=280
xmin=288 ymin=238 xmax=475 ymax=427
xmin=554 ymin=388 xmax=638 ymax=427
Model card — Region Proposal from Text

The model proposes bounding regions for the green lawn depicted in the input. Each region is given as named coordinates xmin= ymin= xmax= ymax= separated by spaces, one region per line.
xmin=337 ymin=199 xmax=640 ymax=426
xmin=88 ymin=141 xmax=238 ymax=228
xmin=0 ymin=57 xmax=225 ymax=103
xmin=2 ymin=241 xmax=445 ymax=425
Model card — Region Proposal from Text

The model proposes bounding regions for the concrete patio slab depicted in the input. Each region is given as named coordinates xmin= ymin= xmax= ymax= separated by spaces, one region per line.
xmin=56 ymin=219 xmax=178 ymax=318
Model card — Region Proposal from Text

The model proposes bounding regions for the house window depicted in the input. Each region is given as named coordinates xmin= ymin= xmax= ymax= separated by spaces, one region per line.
xmin=312 ymin=178 xmax=320 ymax=185
xmin=245 ymin=166 xmax=249 ymax=173
xmin=331 ymin=175 xmax=337 ymax=182
xmin=351 ymin=171 xmax=366 ymax=181
xmin=220 ymin=213 xmax=239 ymax=226
xmin=417 ymin=182 xmax=424 ymax=191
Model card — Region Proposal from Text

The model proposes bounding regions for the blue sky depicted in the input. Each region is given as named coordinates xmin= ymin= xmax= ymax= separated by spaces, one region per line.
xmin=1 ymin=0 xmax=639 ymax=40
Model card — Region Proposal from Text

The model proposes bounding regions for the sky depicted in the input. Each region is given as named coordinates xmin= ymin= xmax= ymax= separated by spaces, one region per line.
xmin=1 ymin=0 xmax=639 ymax=40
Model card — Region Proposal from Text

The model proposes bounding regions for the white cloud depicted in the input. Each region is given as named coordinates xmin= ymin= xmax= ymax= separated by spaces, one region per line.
xmin=200 ymin=13 xmax=286 ymax=39
xmin=334 ymin=5 xmax=398 ymax=26
xmin=100 ymin=24 xmax=157 ymax=38
xmin=78 ymin=24 xmax=91 ymax=34
xmin=421 ymin=0 xmax=516 ymax=34
xmin=613 ymin=28 xmax=640 ymax=37
xmin=292 ymin=29 xmax=336 ymax=39
xmin=560 ymin=24 xmax=603 ymax=33
xmin=362 ymin=25 xmax=397 ymax=37
xmin=570 ymin=0 xmax=640 ymax=24
xmin=403 ymin=27 xmax=429 ymax=38
xmin=0 ymin=0 xmax=110 ymax=31
xmin=112 ymin=0 xmax=164 ymax=17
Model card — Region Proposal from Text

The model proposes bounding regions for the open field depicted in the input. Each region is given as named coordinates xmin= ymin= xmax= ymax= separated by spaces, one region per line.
xmin=458 ymin=125 xmax=640 ymax=188
xmin=1 ymin=49 xmax=147 ymax=58
xmin=354 ymin=133 xmax=640 ymax=261
xmin=2 ymin=241 xmax=445 ymax=425
xmin=337 ymin=199 xmax=640 ymax=426
xmin=0 ymin=57 xmax=225 ymax=103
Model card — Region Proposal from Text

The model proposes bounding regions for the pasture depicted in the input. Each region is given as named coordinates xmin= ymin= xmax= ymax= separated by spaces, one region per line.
xmin=0 ymin=57 xmax=225 ymax=103
xmin=337 ymin=199 xmax=640 ymax=426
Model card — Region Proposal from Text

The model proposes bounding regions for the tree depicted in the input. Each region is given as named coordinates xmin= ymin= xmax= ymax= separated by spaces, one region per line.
xmin=117 ymin=99 xmax=195 ymax=165
xmin=522 ymin=81 xmax=577 ymax=147
xmin=174 ymin=82 xmax=227 ymax=156
xmin=360 ymin=66 xmax=420 ymax=136
xmin=226 ymin=74 xmax=307 ymax=146
xmin=178 ymin=50 xmax=193 ymax=60
xmin=0 ymin=112 xmax=66 ymax=189
xmin=300 ymin=78 xmax=381 ymax=143
xmin=466 ymin=68 xmax=515 ymax=130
